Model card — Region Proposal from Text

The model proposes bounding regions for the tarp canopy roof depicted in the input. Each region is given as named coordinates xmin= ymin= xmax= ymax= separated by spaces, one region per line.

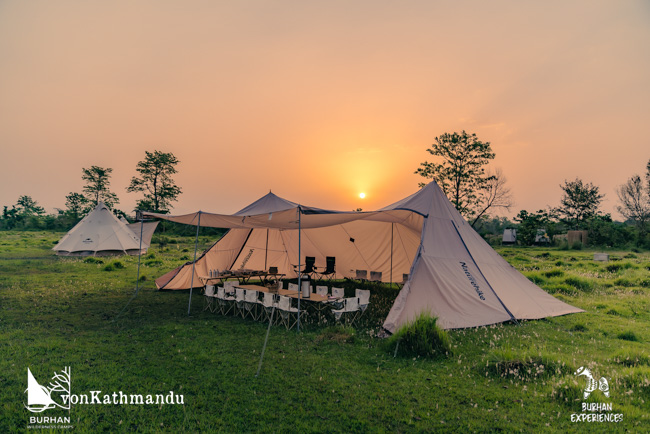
xmin=141 ymin=191 xmax=425 ymax=230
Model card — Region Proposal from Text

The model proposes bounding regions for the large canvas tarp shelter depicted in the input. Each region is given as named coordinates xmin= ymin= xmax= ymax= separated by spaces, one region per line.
xmin=144 ymin=183 xmax=582 ymax=330
xmin=53 ymin=202 xmax=158 ymax=257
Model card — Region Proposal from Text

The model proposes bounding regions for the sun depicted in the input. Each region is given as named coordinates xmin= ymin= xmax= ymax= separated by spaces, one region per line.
xmin=359 ymin=192 xmax=366 ymax=199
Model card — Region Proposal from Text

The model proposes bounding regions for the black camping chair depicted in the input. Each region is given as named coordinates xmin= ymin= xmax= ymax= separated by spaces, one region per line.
xmin=316 ymin=256 xmax=336 ymax=281
xmin=294 ymin=256 xmax=317 ymax=278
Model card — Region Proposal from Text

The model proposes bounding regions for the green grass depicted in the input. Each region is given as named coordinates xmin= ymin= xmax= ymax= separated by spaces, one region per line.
xmin=1 ymin=232 xmax=650 ymax=431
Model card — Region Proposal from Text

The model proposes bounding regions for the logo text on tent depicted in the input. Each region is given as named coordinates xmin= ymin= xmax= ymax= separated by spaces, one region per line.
xmin=459 ymin=262 xmax=485 ymax=301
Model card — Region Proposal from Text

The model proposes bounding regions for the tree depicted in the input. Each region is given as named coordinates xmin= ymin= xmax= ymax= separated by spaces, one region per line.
xmin=556 ymin=178 xmax=603 ymax=229
xmin=617 ymin=163 xmax=650 ymax=239
xmin=514 ymin=209 xmax=554 ymax=246
xmin=16 ymin=195 xmax=45 ymax=216
xmin=64 ymin=192 xmax=89 ymax=219
xmin=81 ymin=166 xmax=119 ymax=209
xmin=415 ymin=131 xmax=510 ymax=226
xmin=127 ymin=150 xmax=182 ymax=213
xmin=471 ymin=168 xmax=514 ymax=226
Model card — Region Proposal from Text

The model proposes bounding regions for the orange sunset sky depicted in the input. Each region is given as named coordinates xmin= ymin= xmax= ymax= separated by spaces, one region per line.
xmin=1 ymin=1 xmax=649 ymax=218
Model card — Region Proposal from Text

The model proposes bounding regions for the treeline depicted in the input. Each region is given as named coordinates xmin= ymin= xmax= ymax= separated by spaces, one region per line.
xmin=1 ymin=150 xmax=187 ymax=234
xmin=416 ymin=131 xmax=650 ymax=250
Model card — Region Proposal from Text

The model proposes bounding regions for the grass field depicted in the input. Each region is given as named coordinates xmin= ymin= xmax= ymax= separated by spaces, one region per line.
xmin=1 ymin=231 xmax=649 ymax=432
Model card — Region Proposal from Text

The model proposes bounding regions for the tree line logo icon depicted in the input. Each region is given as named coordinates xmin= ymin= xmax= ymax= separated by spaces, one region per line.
xmin=24 ymin=367 xmax=71 ymax=413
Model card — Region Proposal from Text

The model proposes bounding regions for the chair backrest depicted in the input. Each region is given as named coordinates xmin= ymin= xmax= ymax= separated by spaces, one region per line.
xmin=262 ymin=292 xmax=275 ymax=307
xmin=331 ymin=287 xmax=344 ymax=299
xmin=355 ymin=289 xmax=370 ymax=305
xmin=288 ymin=283 xmax=299 ymax=292
xmin=316 ymin=285 xmax=328 ymax=296
xmin=205 ymin=285 xmax=215 ymax=296
xmin=346 ymin=297 xmax=359 ymax=311
xmin=269 ymin=266 xmax=278 ymax=274
xmin=224 ymin=280 xmax=237 ymax=290
xmin=369 ymin=271 xmax=382 ymax=282
xmin=304 ymin=256 xmax=316 ymax=272
xmin=235 ymin=288 xmax=245 ymax=301
xmin=245 ymin=290 xmax=258 ymax=302
xmin=402 ymin=273 xmax=409 ymax=283
xmin=355 ymin=270 xmax=367 ymax=280
xmin=278 ymin=295 xmax=291 ymax=310
xmin=324 ymin=256 xmax=336 ymax=273
xmin=216 ymin=286 xmax=225 ymax=298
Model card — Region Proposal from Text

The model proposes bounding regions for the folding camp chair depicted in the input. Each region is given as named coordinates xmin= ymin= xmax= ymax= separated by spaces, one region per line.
xmin=331 ymin=297 xmax=360 ymax=326
xmin=316 ymin=256 xmax=336 ymax=281
xmin=277 ymin=295 xmax=299 ymax=330
xmin=369 ymin=271 xmax=382 ymax=282
xmin=203 ymin=285 xmax=216 ymax=312
xmin=294 ymin=256 xmax=317 ymax=278
xmin=355 ymin=270 xmax=368 ymax=281
xmin=244 ymin=289 xmax=260 ymax=320
xmin=234 ymin=287 xmax=246 ymax=318
xmin=260 ymin=292 xmax=277 ymax=324
xmin=315 ymin=285 xmax=329 ymax=297
xmin=216 ymin=286 xmax=235 ymax=315
xmin=355 ymin=289 xmax=371 ymax=322
xmin=331 ymin=287 xmax=344 ymax=299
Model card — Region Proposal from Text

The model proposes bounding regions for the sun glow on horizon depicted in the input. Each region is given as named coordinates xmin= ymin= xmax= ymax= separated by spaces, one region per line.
xmin=359 ymin=192 xmax=366 ymax=199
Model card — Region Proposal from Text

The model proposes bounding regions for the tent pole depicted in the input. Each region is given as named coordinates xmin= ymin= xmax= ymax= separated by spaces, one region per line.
xmin=113 ymin=213 xmax=145 ymax=322
xmin=188 ymin=211 xmax=202 ymax=316
xmin=390 ymin=223 xmax=394 ymax=285
xmin=135 ymin=215 xmax=144 ymax=294
xmin=264 ymin=228 xmax=269 ymax=271
xmin=255 ymin=306 xmax=275 ymax=378
xmin=297 ymin=207 xmax=301 ymax=333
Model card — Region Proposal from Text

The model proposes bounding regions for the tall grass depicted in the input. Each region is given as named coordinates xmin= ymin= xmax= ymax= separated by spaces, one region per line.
xmin=385 ymin=313 xmax=451 ymax=359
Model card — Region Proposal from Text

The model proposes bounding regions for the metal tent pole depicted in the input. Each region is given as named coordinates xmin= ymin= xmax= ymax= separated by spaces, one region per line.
xmin=297 ymin=206 xmax=302 ymax=333
xmin=113 ymin=213 xmax=145 ymax=321
xmin=264 ymin=228 xmax=269 ymax=271
xmin=187 ymin=211 xmax=202 ymax=316
xmin=255 ymin=306 xmax=275 ymax=378
xmin=390 ymin=223 xmax=394 ymax=285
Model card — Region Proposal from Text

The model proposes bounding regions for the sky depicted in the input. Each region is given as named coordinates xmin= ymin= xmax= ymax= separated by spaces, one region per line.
xmin=1 ymin=0 xmax=649 ymax=219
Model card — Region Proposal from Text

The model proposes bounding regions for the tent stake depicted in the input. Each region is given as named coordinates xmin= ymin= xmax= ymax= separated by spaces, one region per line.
xmin=255 ymin=306 xmax=275 ymax=378
xmin=187 ymin=211 xmax=202 ymax=316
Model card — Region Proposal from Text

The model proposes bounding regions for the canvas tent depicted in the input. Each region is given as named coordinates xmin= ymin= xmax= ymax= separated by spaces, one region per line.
xmin=53 ymin=202 xmax=158 ymax=257
xmin=502 ymin=228 xmax=517 ymax=244
xmin=144 ymin=182 xmax=582 ymax=331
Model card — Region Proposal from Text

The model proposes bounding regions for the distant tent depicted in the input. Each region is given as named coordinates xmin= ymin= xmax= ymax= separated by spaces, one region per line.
xmin=144 ymin=182 xmax=582 ymax=330
xmin=53 ymin=202 xmax=158 ymax=256
xmin=502 ymin=228 xmax=517 ymax=244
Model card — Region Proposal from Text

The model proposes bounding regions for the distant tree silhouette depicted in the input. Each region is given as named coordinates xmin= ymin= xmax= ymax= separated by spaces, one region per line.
xmin=415 ymin=131 xmax=512 ymax=226
xmin=127 ymin=150 xmax=182 ymax=213
xmin=81 ymin=166 xmax=119 ymax=209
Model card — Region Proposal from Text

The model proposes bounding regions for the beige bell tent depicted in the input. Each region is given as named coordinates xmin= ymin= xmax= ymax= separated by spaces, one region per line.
xmin=54 ymin=202 xmax=158 ymax=256
xmin=145 ymin=182 xmax=582 ymax=330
